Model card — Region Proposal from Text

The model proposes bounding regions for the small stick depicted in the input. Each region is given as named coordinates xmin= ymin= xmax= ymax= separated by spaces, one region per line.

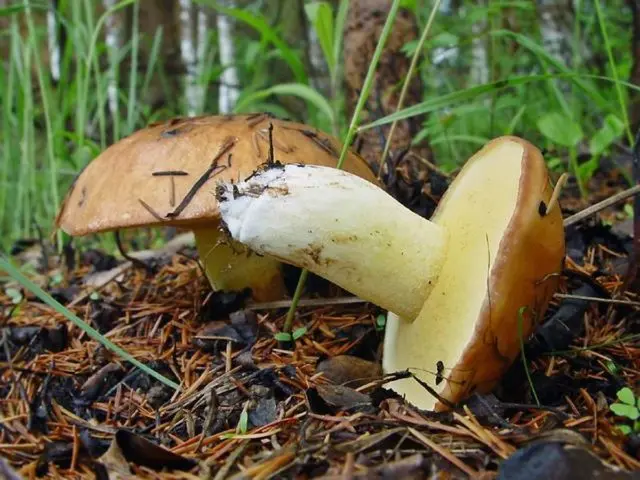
xmin=288 ymin=127 xmax=340 ymax=158
xmin=554 ymin=293 xmax=640 ymax=307
xmin=267 ymin=122 xmax=275 ymax=164
xmin=257 ymin=128 xmax=292 ymax=153
xmin=563 ymin=184 xmax=640 ymax=228
xmin=114 ymin=231 xmax=152 ymax=272
xmin=195 ymin=389 xmax=218 ymax=453
xmin=167 ymin=139 xmax=235 ymax=218
xmin=151 ymin=171 xmax=189 ymax=176
xmin=152 ymin=171 xmax=189 ymax=207
xmin=246 ymin=296 xmax=368 ymax=311
xmin=138 ymin=198 xmax=164 ymax=221
xmin=546 ymin=173 xmax=569 ymax=215
xmin=246 ymin=112 xmax=267 ymax=128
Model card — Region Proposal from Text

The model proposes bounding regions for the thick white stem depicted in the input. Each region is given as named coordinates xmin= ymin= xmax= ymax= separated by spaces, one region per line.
xmin=218 ymin=165 xmax=449 ymax=320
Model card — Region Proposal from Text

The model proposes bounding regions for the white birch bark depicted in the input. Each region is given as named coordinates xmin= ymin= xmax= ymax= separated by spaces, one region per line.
xmin=46 ymin=0 xmax=60 ymax=81
xmin=539 ymin=0 xmax=573 ymax=67
xmin=103 ymin=0 xmax=122 ymax=118
xmin=216 ymin=0 xmax=239 ymax=114
xmin=307 ymin=24 xmax=330 ymax=96
xmin=179 ymin=0 xmax=202 ymax=115
xmin=432 ymin=0 xmax=458 ymax=66
xmin=471 ymin=10 xmax=489 ymax=86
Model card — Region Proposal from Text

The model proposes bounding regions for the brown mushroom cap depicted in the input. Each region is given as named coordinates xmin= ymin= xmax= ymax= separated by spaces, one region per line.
xmin=56 ymin=114 xmax=377 ymax=236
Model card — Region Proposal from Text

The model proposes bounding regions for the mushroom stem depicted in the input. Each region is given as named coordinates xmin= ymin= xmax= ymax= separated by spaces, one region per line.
xmin=217 ymin=164 xmax=449 ymax=319
xmin=193 ymin=227 xmax=286 ymax=301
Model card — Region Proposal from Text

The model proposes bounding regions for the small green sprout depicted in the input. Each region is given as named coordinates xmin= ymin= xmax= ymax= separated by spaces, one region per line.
xmin=610 ymin=387 xmax=640 ymax=435
xmin=237 ymin=405 xmax=249 ymax=434
xmin=5 ymin=287 xmax=23 ymax=305
xmin=274 ymin=326 xmax=308 ymax=343
xmin=50 ymin=272 xmax=63 ymax=285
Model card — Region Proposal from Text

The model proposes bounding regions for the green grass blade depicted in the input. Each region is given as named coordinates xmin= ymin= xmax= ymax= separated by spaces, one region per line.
xmin=517 ymin=306 xmax=540 ymax=407
xmin=593 ymin=0 xmax=633 ymax=145
xmin=359 ymin=72 xmax=640 ymax=132
xmin=379 ymin=0 xmax=441 ymax=178
xmin=285 ymin=0 xmax=404 ymax=331
xmin=234 ymin=83 xmax=334 ymax=125
xmin=490 ymin=29 xmax=609 ymax=110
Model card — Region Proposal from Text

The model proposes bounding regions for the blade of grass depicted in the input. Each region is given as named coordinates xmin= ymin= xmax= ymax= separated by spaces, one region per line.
xmin=283 ymin=0 xmax=403 ymax=334
xmin=0 ymin=256 xmax=181 ymax=391
xmin=518 ymin=306 xmax=540 ymax=407
xmin=359 ymin=73 xmax=640 ymax=132
xmin=78 ymin=0 xmax=137 ymax=146
xmin=490 ymin=29 xmax=609 ymax=111
xmin=593 ymin=0 xmax=634 ymax=145
xmin=234 ymin=83 xmax=334 ymax=126
xmin=377 ymin=0 xmax=441 ymax=179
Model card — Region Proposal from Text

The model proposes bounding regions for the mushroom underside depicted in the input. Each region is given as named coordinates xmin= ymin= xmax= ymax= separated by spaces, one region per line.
xmin=384 ymin=140 xmax=541 ymax=410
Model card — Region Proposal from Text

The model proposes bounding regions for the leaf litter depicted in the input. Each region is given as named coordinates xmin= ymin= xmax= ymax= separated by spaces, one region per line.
xmin=1 ymin=171 xmax=640 ymax=479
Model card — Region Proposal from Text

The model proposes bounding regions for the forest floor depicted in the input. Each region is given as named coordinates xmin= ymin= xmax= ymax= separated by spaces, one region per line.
xmin=1 ymin=163 xmax=639 ymax=479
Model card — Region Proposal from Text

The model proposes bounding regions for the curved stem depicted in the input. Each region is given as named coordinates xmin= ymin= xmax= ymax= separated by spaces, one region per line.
xmin=218 ymin=165 xmax=448 ymax=320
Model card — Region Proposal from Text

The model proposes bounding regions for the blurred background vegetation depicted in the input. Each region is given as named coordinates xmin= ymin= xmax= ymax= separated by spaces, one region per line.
xmin=0 ymin=0 xmax=638 ymax=253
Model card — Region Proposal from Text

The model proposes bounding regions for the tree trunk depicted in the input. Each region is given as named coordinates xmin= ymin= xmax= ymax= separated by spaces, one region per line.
xmin=102 ymin=0 xmax=123 ymax=120
xmin=343 ymin=0 xmax=444 ymax=219
xmin=216 ymin=0 xmax=239 ymax=114
xmin=537 ymin=0 xmax=574 ymax=67
xmin=179 ymin=0 xmax=204 ymax=115
xmin=471 ymin=1 xmax=489 ymax=87
xmin=46 ymin=0 xmax=61 ymax=82
xmin=627 ymin=0 xmax=640 ymax=133
xmin=432 ymin=0 xmax=459 ymax=68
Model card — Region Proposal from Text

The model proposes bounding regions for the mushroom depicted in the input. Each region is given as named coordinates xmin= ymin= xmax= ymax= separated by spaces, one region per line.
xmin=216 ymin=136 xmax=565 ymax=410
xmin=55 ymin=114 xmax=377 ymax=301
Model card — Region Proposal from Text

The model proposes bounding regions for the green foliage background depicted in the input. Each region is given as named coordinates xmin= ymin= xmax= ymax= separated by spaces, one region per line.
xmin=0 ymin=0 xmax=637 ymax=252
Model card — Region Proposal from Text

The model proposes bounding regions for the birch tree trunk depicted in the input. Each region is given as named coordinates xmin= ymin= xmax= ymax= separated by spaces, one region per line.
xmin=343 ymin=0 xmax=443 ymax=219
xmin=538 ymin=0 xmax=573 ymax=67
xmin=216 ymin=0 xmax=239 ymax=114
xmin=471 ymin=2 xmax=489 ymax=86
xmin=179 ymin=0 xmax=204 ymax=115
xmin=102 ymin=0 xmax=123 ymax=119
xmin=627 ymin=0 xmax=640 ymax=132
xmin=432 ymin=0 xmax=459 ymax=67
xmin=46 ymin=0 xmax=60 ymax=82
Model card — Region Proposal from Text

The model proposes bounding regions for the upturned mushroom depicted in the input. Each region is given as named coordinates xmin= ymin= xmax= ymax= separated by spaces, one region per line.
xmin=216 ymin=136 xmax=565 ymax=410
xmin=55 ymin=114 xmax=377 ymax=301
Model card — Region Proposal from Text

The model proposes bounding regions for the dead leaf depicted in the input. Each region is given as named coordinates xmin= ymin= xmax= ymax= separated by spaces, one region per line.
xmin=316 ymin=355 xmax=382 ymax=388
